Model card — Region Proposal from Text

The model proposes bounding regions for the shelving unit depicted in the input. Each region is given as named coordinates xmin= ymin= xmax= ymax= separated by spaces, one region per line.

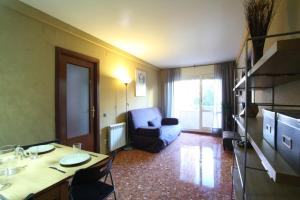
xmin=233 ymin=147 xmax=300 ymax=200
xmin=233 ymin=38 xmax=300 ymax=91
xmin=232 ymin=31 xmax=300 ymax=200
xmin=234 ymin=116 xmax=300 ymax=183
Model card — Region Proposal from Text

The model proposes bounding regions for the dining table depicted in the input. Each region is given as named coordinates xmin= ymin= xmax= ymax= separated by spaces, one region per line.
xmin=0 ymin=143 xmax=108 ymax=200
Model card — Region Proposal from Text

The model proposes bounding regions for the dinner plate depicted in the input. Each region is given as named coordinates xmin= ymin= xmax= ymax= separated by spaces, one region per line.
xmin=27 ymin=144 xmax=55 ymax=154
xmin=59 ymin=153 xmax=91 ymax=166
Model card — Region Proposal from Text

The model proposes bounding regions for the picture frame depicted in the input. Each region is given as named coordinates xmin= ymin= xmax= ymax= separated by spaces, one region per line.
xmin=135 ymin=69 xmax=146 ymax=96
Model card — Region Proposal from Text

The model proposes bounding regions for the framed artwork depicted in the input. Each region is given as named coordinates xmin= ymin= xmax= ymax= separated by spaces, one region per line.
xmin=135 ymin=69 xmax=146 ymax=96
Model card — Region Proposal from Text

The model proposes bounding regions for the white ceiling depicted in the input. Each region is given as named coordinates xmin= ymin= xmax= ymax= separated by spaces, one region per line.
xmin=20 ymin=0 xmax=246 ymax=68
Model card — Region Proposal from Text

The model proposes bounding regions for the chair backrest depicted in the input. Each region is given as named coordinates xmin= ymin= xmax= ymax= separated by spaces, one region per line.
xmin=71 ymin=152 xmax=115 ymax=186
xmin=128 ymin=107 xmax=162 ymax=130
xmin=24 ymin=193 xmax=35 ymax=200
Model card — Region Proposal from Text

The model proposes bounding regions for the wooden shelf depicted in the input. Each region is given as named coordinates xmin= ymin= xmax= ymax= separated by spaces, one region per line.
xmin=233 ymin=75 xmax=300 ymax=90
xmin=232 ymin=168 xmax=243 ymax=200
xmin=233 ymin=115 xmax=245 ymax=138
xmin=233 ymin=76 xmax=246 ymax=91
xmin=233 ymin=38 xmax=300 ymax=91
xmin=233 ymin=143 xmax=300 ymax=199
xmin=250 ymin=75 xmax=300 ymax=88
xmin=233 ymin=142 xmax=266 ymax=186
xmin=234 ymin=116 xmax=300 ymax=184
xmin=249 ymin=38 xmax=300 ymax=76
xmin=233 ymin=141 xmax=266 ymax=184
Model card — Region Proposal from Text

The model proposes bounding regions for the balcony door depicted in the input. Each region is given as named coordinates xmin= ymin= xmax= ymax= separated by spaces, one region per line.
xmin=55 ymin=47 xmax=99 ymax=152
xmin=173 ymin=78 xmax=222 ymax=133
xmin=201 ymin=79 xmax=222 ymax=131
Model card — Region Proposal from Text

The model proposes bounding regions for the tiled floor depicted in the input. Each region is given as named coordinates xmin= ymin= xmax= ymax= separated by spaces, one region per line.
xmin=110 ymin=133 xmax=233 ymax=200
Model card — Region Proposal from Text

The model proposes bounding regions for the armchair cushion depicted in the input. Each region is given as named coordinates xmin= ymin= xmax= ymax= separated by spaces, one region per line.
xmin=148 ymin=118 xmax=161 ymax=127
xmin=136 ymin=127 xmax=161 ymax=137
xmin=161 ymin=118 xmax=179 ymax=125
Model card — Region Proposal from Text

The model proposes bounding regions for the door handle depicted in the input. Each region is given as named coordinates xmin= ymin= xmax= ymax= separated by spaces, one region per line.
xmin=90 ymin=106 xmax=95 ymax=118
xmin=265 ymin=124 xmax=272 ymax=134
xmin=282 ymin=135 xmax=292 ymax=149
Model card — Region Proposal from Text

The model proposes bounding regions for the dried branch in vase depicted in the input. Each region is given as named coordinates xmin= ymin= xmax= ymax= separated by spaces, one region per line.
xmin=243 ymin=0 xmax=279 ymax=64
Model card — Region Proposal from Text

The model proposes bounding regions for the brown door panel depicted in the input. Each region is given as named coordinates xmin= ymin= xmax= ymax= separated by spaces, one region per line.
xmin=56 ymin=47 xmax=99 ymax=152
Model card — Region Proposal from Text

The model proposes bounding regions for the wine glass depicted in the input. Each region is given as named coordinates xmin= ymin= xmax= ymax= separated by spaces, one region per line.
xmin=0 ymin=170 xmax=11 ymax=191
xmin=0 ymin=145 xmax=16 ymax=191
xmin=72 ymin=143 xmax=82 ymax=152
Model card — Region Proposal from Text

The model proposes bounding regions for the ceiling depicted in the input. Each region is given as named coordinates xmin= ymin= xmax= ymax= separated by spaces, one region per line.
xmin=20 ymin=0 xmax=246 ymax=68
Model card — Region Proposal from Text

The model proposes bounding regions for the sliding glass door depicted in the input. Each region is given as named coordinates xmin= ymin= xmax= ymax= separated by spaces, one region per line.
xmin=201 ymin=79 xmax=222 ymax=131
xmin=174 ymin=78 xmax=222 ymax=133
xmin=174 ymin=79 xmax=200 ymax=130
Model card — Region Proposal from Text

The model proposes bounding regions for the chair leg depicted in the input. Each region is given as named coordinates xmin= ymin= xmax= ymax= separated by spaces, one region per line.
xmin=113 ymin=191 xmax=117 ymax=200
xmin=110 ymin=172 xmax=117 ymax=200
xmin=104 ymin=174 xmax=108 ymax=183
xmin=109 ymin=172 xmax=115 ymax=186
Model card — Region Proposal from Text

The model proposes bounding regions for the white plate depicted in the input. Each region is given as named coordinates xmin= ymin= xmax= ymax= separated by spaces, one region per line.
xmin=27 ymin=144 xmax=55 ymax=154
xmin=59 ymin=153 xmax=91 ymax=166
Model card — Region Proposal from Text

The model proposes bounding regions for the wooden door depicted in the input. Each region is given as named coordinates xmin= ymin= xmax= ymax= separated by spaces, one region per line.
xmin=55 ymin=47 xmax=99 ymax=152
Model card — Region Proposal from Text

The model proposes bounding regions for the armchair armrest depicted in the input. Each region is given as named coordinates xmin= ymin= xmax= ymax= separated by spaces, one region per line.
xmin=161 ymin=118 xmax=179 ymax=125
xmin=136 ymin=127 xmax=161 ymax=137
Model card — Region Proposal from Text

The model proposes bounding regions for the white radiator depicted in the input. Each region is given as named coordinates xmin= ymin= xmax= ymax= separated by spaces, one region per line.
xmin=108 ymin=122 xmax=126 ymax=151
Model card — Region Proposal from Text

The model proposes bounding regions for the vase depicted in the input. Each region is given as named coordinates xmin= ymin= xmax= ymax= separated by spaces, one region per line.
xmin=251 ymin=38 xmax=266 ymax=66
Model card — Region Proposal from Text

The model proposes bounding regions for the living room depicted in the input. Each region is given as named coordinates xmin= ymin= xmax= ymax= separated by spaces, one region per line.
xmin=0 ymin=0 xmax=300 ymax=199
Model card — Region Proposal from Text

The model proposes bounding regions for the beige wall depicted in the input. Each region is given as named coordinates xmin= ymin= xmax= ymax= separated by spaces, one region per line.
xmin=236 ymin=0 xmax=300 ymax=115
xmin=263 ymin=0 xmax=300 ymax=110
xmin=261 ymin=0 xmax=300 ymax=111
xmin=265 ymin=0 xmax=300 ymax=49
xmin=0 ymin=1 xmax=160 ymax=153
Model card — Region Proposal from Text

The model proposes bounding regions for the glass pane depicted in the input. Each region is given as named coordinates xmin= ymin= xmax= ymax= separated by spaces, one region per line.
xmin=201 ymin=79 xmax=222 ymax=129
xmin=174 ymin=78 xmax=222 ymax=131
xmin=67 ymin=64 xmax=89 ymax=138
xmin=202 ymin=79 xmax=214 ymax=128
xmin=174 ymin=80 xmax=200 ymax=130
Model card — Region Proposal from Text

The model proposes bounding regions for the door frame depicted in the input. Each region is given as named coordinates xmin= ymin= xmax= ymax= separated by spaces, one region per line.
xmin=55 ymin=47 xmax=100 ymax=152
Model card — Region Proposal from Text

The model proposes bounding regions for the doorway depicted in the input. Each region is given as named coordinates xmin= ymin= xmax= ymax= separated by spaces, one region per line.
xmin=55 ymin=47 xmax=99 ymax=152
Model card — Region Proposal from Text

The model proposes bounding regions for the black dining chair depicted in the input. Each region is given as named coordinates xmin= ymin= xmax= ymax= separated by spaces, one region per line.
xmin=24 ymin=193 xmax=35 ymax=200
xmin=70 ymin=152 xmax=117 ymax=200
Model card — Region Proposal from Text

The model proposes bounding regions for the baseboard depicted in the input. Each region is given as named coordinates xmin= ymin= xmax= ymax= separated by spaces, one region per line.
xmin=182 ymin=130 xmax=221 ymax=137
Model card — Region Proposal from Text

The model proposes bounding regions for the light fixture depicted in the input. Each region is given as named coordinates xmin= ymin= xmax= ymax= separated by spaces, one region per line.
xmin=119 ymin=75 xmax=131 ymax=115
xmin=118 ymin=75 xmax=132 ymax=150
xmin=119 ymin=76 xmax=131 ymax=86
xmin=120 ymin=77 xmax=131 ymax=112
